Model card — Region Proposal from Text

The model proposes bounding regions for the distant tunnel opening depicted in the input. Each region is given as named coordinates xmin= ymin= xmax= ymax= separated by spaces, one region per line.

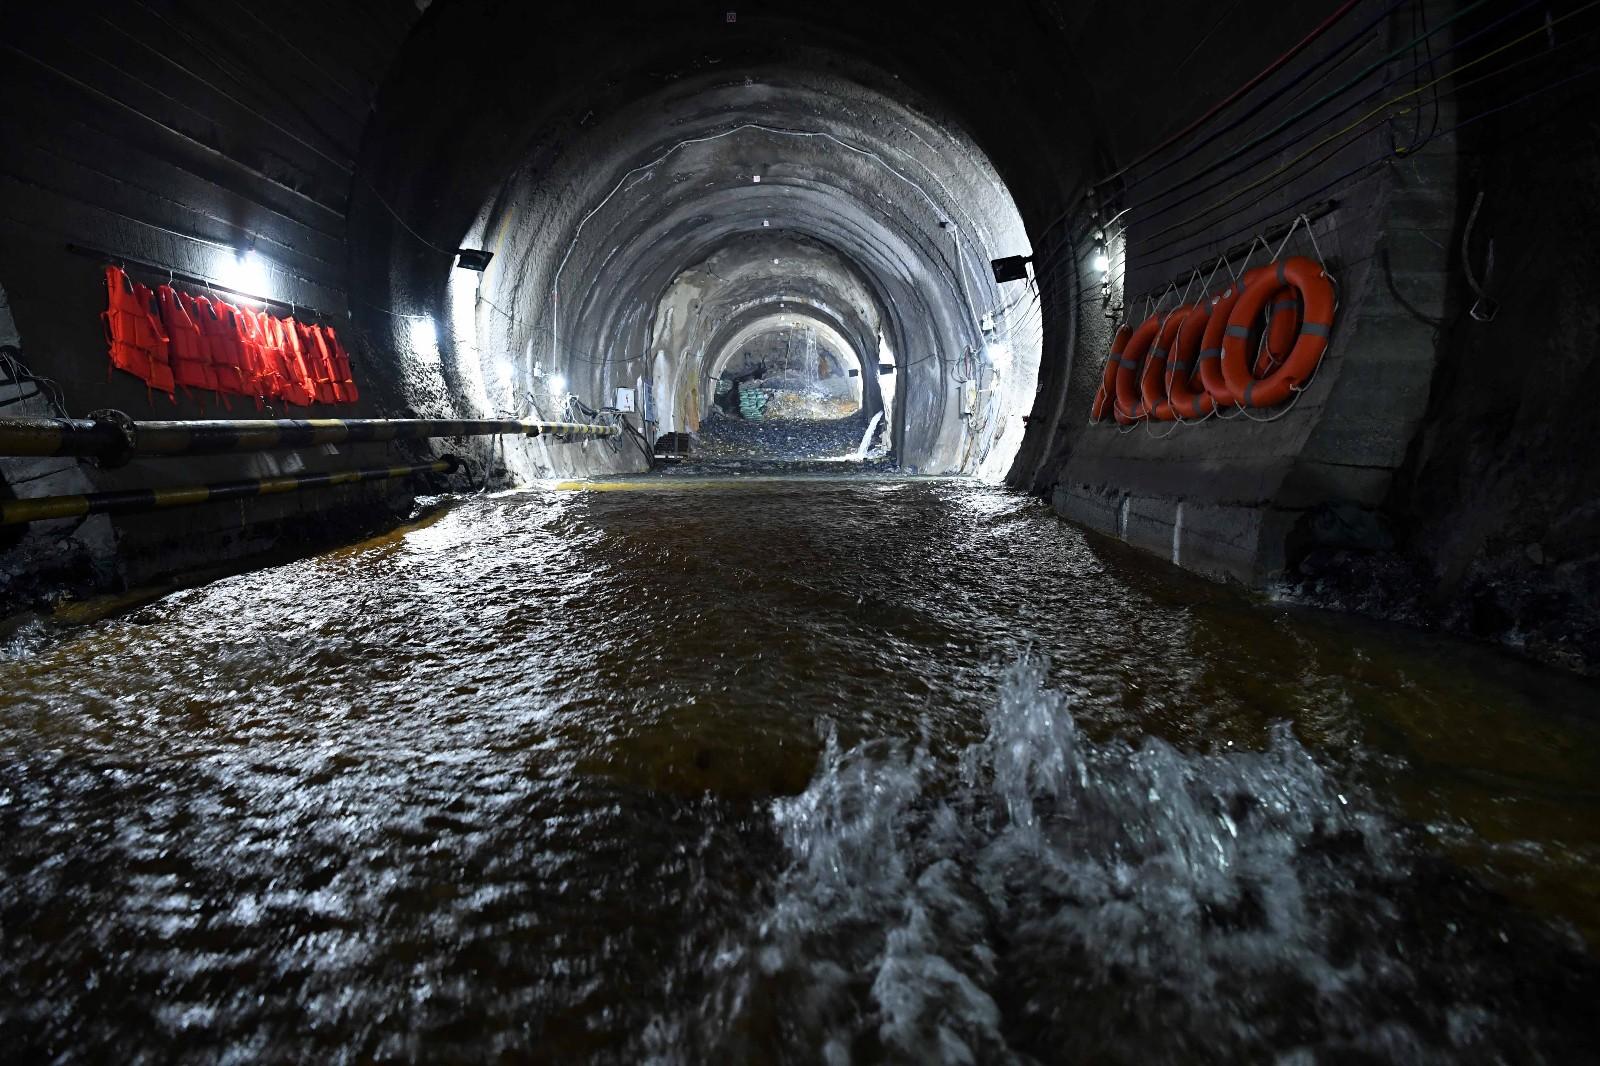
xmin=708 ymin=316 xmax=863 ymax=421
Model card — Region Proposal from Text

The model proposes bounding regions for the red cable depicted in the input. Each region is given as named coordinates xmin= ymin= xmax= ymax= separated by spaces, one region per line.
xmin=1095 ymin=0 xmax=1367 ymax=188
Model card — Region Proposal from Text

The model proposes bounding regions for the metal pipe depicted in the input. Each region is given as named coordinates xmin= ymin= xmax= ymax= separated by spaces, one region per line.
xmin=0 ymin=413 xmax=620 ymax=464
xmin=64 ymin=242 xmax=345 ymax=323
xmin=0 ymin=458 xmax=458 ymax=527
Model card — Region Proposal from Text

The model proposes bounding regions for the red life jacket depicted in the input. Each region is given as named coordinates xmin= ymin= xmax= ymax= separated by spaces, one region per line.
xmin=133 ymin=281 xmax=177 ymax=397
xmin=100 ymin=268 xmax=147 ymax=380
xmin=157 ymin=284 xmax=217 ymax=393
xmin=322 ymin=324 xmax=359 ymax=404
xmin=191 ymin=295 xmax=251 ymax=396
xmin=101 ymin=266 xmax=175 ymax=397
xmin=300 ymin=322 xmax=334 ymax=402
xmin=271 ymin=312 xmax=317 ymax=406
xmin=232 ymin=306 xmax=281 ymax=401
xmin=292 ymin=319 xmax=330 ymax=404
xmin=293 ymin=319 xmax=338 ymax=404
xmin=257 ymin=311 xmax=307 ymax=406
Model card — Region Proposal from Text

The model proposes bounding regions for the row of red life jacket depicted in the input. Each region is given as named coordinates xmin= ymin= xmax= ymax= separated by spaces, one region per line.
xmin=101 ymin=265 xmax=359 ymax=407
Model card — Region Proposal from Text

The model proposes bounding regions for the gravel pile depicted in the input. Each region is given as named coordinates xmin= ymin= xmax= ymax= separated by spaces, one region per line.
xmin=683 ymin=410 xmax=888 ymax=470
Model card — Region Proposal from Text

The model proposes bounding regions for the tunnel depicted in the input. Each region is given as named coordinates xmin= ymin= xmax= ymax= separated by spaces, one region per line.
xmin=3 ymin=1 xmax=1600 ymax=1061
xmin=351 ymin=28 xmax=1042 ymax=478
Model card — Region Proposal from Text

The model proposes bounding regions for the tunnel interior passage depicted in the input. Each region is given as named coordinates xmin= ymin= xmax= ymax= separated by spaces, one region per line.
xmin=359 ymin=53 xmax=1042 ymax=479
xmin=645 ymin=232 xmax=875 ymax=431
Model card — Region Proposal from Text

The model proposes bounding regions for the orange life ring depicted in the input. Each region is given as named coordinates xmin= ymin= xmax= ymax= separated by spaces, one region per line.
xmin=1263 ymin=288 xmax=1301 ymax=370
xmin=1199 ymin=265 xmax=1290 ymax=405
xmin=1113 ymin=313 xmax=1162 ymax=424
xmin=1198 ymin=280 xmax=1251 ymax=406
xmin=1091 ymin=323 xmax=1133 ymax=422
xmin=1141 ymin=306 xmax=1202 ymax=421
xmin=1221 ymin=256 xmax=1335 ymax=408
xmin=1163 ymin=302 xmax=1215 ymax=419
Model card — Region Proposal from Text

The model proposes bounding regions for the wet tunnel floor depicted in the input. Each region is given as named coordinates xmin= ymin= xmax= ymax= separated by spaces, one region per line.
xmin=3 ymin=475 xmax=1600 ymax=1062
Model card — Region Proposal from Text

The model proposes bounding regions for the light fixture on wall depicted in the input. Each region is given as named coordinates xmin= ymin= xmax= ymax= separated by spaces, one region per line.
xmin=409 ymin=315 xmax=437 ymax=352
xmin=548 ymin=373 xmax=567 ymax=398
xmin=220 ymin=248 xmax=270 ymax=298
xmin=455 ymin=249 xmax=494 ymax=271
xmin=1092 ymin=229 xmax=1115 ymax=308
xmin=1090 ymin=229 xmax=1111 ymax=276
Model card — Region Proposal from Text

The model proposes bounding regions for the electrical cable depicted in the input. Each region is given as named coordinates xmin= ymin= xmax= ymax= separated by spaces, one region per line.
xmin=1123 ymin=0 xmax=1548 ymax=219
xmin=1093 ymin=0 xmax=1369 ymax=188
xmin=0 ymin=38 xmax=340 ymax=225
xmin=358 ymin=174 xmax=459 ymax=257
xmin=1034 ymin=4 xmax=1484 ymax=291
xmin=1167 ymin=0 xmax=1253 ymax=83
xmin=1213 ymin=0 xmax=1407 ymax=145
xmin=95 ymin=7 xmax=356 ymax=179
xmin=1129 ymin=0 xmax=1414 ymax=192
xmin=1133 ymin=8 xmax=1595 ymax=246
xmin=1131 ymin=59 xmax=1600 ymax=275
xmin=1037 ymin=0 xmax=1551 ymax=284
xmin=1116 ymin=0 xmax=1494 ymax=194
xmin=0 ymin=345 xmax=70 ymax=418
xmin=618 ymin=414 xmax=655 ymax=466
xmin=1047 ymin=14 xmax=1600 ymax=296
xmin=1392 ymin=0 xmax=1443 ymax=156
xmin=1460 ymin=189 xmax=1498 ymax=319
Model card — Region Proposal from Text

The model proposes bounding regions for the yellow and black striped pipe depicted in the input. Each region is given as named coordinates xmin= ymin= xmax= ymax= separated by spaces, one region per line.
xmin=0 ymin=458 xmax=457 ymax=527
xmin=0 ymin=415 xmax=620 ymax=461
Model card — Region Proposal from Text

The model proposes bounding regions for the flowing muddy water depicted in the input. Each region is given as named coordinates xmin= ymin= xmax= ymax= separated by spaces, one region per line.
xmin=2 ymin=474 xmax=1598 ymax=1062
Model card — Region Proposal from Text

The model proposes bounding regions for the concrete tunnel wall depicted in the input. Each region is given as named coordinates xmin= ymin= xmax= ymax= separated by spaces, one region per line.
xmin=1 ymin=0 xmax=1597 ymax=671
xmin=363 ymin=56 xmax=1038 ymax=480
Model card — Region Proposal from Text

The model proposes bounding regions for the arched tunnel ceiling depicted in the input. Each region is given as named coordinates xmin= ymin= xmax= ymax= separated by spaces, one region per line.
xmin=455 ymin=65 xmax=1035 ymax=470
xmin=348 ymin=3 xmax=1097 ymax=476
xmin=352 ymin=9 xmax=1104 ymax=263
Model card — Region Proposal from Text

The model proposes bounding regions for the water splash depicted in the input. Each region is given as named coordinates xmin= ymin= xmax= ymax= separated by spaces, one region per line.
xmin=854 ymin=412 xmax=883 ymax=460
xmin=690 ymin=657 xmax=1587 ymax=1063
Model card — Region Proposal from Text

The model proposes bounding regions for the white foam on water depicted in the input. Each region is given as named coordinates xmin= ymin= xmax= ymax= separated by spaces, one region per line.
xmin=682 ymin=657 xmax=1512 ymax=1063
xmin=854 ymin=411 xmax=884 ymax=460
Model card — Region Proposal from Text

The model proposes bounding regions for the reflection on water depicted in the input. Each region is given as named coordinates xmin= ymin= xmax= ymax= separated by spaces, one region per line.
xmin=1 ymin=476 xmax=1597 ymax=1061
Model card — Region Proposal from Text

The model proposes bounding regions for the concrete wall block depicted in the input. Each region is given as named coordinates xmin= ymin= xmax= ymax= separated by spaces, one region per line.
xmin=1171 ymin=501 xmax=1267 ymax=583
xmin=1311 ymin=384 xmax=1431 ymax=452
xmin=1296 ymin=416 xmax=1420 ymax=470
xmin=1071 ymin=425 xmax=1299 ymax=468
xmin=1277 ymin=460 xmax=1397 ymax=509
xmin=1051 ymin=483 xmax=1120 ymax=536
xmin=1388 ymin=181 xmax=1465 ymax=232
xmin=1061 ymin=452 xmax=1295 ymax=508
xmin=1381 ymin=228 xmax=1454 ymax=280
xmin=1332 ymin=311 xmax=1441 ymax=370
xmin=1122 ymin=495 xmax=1177 ymax=559
xmin=1365 ymin=257 xmax=1451 ymax=316
xmin=1315 ymin=354 xmax=1437 ymax=410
